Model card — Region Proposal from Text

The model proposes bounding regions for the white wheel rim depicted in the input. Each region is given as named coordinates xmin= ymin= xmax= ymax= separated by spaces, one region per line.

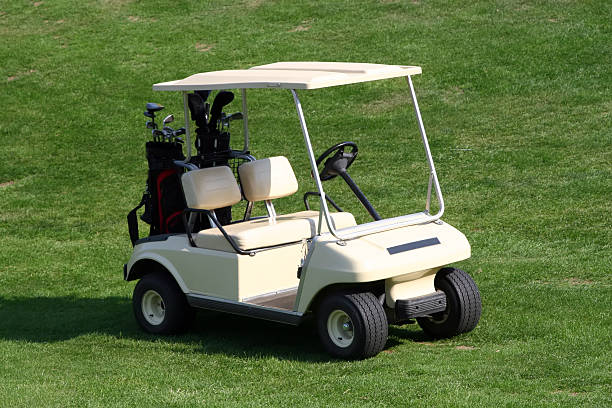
xmin=428 ymin=310 xmax=449 ymax=324
xmin=327 ymin=309 xmax=354 ymax=348
xmin=142 ymin=289 xmax=165 ymax=325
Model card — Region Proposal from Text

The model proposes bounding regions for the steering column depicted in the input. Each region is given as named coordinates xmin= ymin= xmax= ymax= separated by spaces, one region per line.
xmin=316 ymin=142 xmax=382 ymax=221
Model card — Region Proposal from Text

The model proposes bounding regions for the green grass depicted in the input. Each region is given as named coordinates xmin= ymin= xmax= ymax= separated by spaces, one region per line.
xmin=1 ymin=0 xmax=610 ymax=406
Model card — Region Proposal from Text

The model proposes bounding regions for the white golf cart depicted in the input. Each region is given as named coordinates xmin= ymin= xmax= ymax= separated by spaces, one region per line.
xmin=124 ymin=62 xmax=481 ymax=359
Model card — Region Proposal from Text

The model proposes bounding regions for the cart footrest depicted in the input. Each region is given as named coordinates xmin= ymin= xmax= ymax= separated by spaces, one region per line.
xmin=396 ymin=290 xmax=446 ymax=319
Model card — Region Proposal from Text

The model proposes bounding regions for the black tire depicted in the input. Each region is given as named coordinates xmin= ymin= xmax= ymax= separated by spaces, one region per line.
xmin=133 ymin=271 xmax=194 ymax=334
xmin=317 ymin=292 xmax=388 ymax=359
xmin=417 ymin=267 xmax=481 ymax=338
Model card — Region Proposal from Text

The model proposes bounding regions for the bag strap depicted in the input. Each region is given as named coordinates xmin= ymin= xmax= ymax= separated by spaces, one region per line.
xmin=127 ymin=193 xmax=147 ymax=246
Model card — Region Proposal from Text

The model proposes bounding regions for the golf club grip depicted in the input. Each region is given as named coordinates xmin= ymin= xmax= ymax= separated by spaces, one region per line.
xmin=208 ymin=91 xmax=234 ymax=128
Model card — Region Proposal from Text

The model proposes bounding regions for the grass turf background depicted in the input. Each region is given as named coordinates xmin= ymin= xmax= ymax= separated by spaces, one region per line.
xmin=0 ymin=0 xmax=610 ymax=406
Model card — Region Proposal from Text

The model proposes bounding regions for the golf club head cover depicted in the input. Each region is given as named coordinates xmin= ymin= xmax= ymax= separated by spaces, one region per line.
xmin=208 ymin=91 xmax=235 ymax=129
xmin=187 ymin=93 xmax=208 ymax=128
xmin=195 ymin=90 xmax=210 ymax=102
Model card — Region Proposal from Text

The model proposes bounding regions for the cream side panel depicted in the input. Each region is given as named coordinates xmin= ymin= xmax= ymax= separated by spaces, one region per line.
xmin=128 ymin=236 xmax=240 ymax=300
xmin=128 ymin=236 xmax=303 ymax=302
xmin=165 ymin=248 xmax=240 ymax=301
xmin=296 ymin=221 xmax=470 ymax=313
xmin=237 ymin=244 xmax=303 ymax=300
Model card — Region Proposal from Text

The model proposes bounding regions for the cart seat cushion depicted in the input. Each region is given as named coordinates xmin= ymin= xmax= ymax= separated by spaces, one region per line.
xmin=182 ymin=166 xmax=241 ymax=210
xmin=238 ymin=156 xmax=298 ymax=202
xmin=194 ymin=210 xmax=356 ymax=252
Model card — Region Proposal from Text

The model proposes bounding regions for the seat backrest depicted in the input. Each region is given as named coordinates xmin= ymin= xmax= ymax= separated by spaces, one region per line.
xmin=238 ymin=156 xmax=298 ymax=202
xmin=181 ymin=166 xmax=241 ymax=210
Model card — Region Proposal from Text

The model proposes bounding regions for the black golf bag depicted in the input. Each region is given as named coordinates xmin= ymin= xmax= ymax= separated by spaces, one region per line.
xmin=187 ymin=91 xmax=235 ymax=226
xmin=127 ymin=141 xmax=188 ymax=245
xmin=128 ymin=92 xmax=240 ymax=246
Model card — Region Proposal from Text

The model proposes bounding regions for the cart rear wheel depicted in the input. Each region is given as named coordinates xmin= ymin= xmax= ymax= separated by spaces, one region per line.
xmin=133 ymin=271 xmax=194 ymax=334
xmin=317 ymin=292 xmax=388 ymax=359
xmin=141 ymin=289 xmax=166 ymax=326
xmin=417 ymin=267 xmax=481 ymax=338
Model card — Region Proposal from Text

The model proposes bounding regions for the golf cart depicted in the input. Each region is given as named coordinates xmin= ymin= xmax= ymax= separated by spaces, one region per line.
xmin=124 ymin=62 xmax=481 ymax=359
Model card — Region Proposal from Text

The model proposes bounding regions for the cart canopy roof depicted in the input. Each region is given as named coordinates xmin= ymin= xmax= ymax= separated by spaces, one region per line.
xmin=153 ymin=62 xmax=421 ymax=91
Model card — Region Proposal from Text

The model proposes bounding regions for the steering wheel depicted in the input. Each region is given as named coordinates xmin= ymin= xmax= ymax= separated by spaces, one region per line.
xmin=315 ymin=141 xmax=358 ymax=181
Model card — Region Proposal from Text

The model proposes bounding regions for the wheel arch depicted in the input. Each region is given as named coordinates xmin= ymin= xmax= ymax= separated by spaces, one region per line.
xmin=126 ymin=255 xmax=189 ymax=293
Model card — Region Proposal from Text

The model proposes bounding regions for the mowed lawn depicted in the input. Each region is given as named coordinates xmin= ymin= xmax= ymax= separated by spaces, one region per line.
xmin=0 ymin=0 xmax=610 ymax=406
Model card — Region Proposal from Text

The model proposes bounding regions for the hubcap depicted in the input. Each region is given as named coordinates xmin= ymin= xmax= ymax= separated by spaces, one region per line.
xmin=327 ymin=310 xmax=354 ymax=348
xmin=427 ymin=310 xmax=449 ymax=324
xmin=141 ymin=289 xmax=165 ymax=325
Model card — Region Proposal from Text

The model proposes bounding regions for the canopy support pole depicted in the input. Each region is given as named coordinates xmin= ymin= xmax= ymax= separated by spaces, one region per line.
xmin=406 ymin=75 xmax=444 ymax=219
xmin=290 ymin=77 xmax=445 ymax=242
xmin=291 ymin=90 xmax=340 ymax=240
xmin=182 ymin=91 xmax=192 ymax=160
xmin=241 ymin=89 xmax=250 ymax=153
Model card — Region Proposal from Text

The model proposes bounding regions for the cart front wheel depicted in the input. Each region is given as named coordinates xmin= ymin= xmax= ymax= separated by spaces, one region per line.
xmin=133 ymin=271 xmax=194 ymax=334
xmin=417 ymin=267 xmax=481 ymax=338
xmin=317 ymin=292 xmax=388 ymax=359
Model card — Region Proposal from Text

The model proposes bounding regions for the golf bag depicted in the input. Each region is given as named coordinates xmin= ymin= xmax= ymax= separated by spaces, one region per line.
xmin=187 ymin=91 xmax=234 ymax=226
xmin=128 ymin=141 xmax=188 ymax=245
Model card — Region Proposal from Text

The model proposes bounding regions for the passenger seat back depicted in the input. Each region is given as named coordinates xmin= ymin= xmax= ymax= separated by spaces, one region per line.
xmin=181 ymin=166 xmax=242 ymax=210
xmin=238 ymin=156 xmax=298 ymax=202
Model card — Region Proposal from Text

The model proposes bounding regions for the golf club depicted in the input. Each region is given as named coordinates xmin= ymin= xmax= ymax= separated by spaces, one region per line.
xmin=220 ymin=112 xmax=243 ymax=131
xmin=208 ymin=91 xmax=235 ymax=132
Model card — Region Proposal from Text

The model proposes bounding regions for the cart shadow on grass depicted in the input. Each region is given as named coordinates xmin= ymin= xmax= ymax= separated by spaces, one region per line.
xmin=0 ymin=296 xmax=412 ymax=361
